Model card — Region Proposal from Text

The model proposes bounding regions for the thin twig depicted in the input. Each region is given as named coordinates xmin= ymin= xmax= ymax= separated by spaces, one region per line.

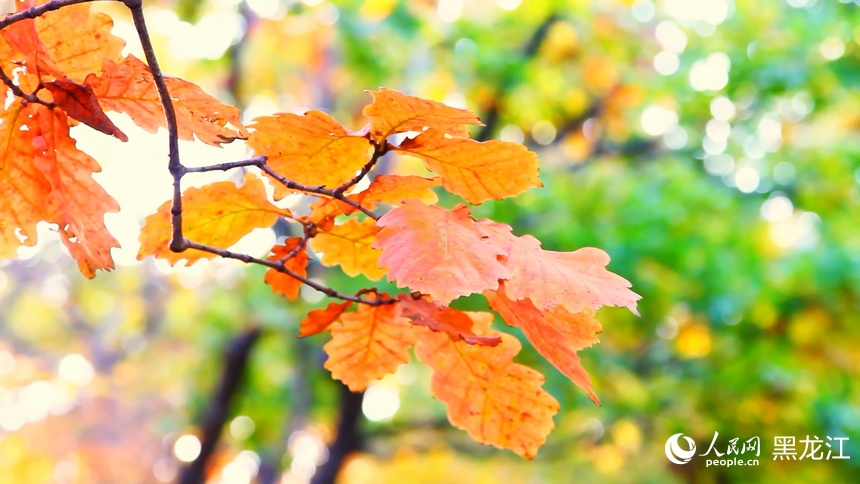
xmin=125 ymin=0 xmax=185 ymax=252
xmin=0 ymin=67 xmax=55 ymax=108
xmin=333 ymin=141 xmax=388 ymax=196
xmin=183 ymin=241 xmax=392 ymax=305
xmin=260 ymin=165 xmax=379 ymax=220
xmin=184 ymin=155 xmax=267 ymax=173
xmin=0 ymin=0 xmax=111 ymax=30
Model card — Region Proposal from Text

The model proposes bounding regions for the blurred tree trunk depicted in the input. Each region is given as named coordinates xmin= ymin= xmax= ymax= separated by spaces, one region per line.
xmin=311 ymin=383 xmax=365 ymax=484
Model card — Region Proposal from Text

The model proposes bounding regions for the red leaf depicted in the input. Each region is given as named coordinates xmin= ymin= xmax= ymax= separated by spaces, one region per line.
xmin=45 ymin=79 xmax=128 ymax=141
xmin=397 ymin=294 xmax=501 ymax=346
xmin=299 ymin=302 xmax=353 ymax=337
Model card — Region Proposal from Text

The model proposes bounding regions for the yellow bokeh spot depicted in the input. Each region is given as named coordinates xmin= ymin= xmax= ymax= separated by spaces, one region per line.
xmin=593 ymin=444 xmax=625 ymax=474
xmin=676 ymin=323 xmax=712 ymax=358
xmin=788 ymin=306 xmax=829 ymax=346
xmin=562 ymin=132 xmax=593 ymax=162
xmin=611 ymin=419 xmax=642 ymax=454
xmin=359 ymin=0 xmax=398 ymax=21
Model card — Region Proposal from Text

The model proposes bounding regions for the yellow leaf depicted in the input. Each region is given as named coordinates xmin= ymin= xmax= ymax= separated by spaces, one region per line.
xmin=137 ymin=173 xmax=291 ymax=265
xmin=310 ymin=218 xmax=386 ymax=280
xmin=395 ymin=130 xmax=542 ymax=204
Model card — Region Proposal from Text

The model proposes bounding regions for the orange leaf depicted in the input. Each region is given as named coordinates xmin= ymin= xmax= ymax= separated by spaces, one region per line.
xmin=479 ymin=219 xmax=640 ymax=315
xmin=395 ymin=130 xmax=542 ymax=204
xmin=363 ymin=88 xmax=483 ymax=142
xmin=397 ymin=294 xmax=500 ymax=346
xmin=137 ymin=173 xmax=291 ymax=265
xmin=485 ymin=286 xmax=603 ymax=404
xmin=299 ymin=301 xmax=353 ymax=337
xmin=415 ymin=312 xmax=559 ymax=459
xmin=35 ymin=2 xmax=125 ymax=82
xmin=247 ymin=111 xmax=372 ymax=198
xmin=323 ymin=297 xmax=418 ymax=391
xmin=45 ymin=80 xmax=128 ymax=141
xmin=372 ymin=201 xmax=509 ymax=305
xmin=0 ymin=102 xmax=119 ymax=277
xmin=355 ymin=175 xmax=441 ymax=208
xmin=264 ymin=238 xmax=310 ymax=300
xmin=310 ymin=218 xmax=386 ymax=280
xmin=85 ymin=56 xmax=247 ymax=146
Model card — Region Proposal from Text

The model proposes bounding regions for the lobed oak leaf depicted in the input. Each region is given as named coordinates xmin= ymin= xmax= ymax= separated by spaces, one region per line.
xmin=137 ymin=173 xmax=291 ymax=265
xmin=323 ymin=296 xmax=418 ymax=391
xmin=479 ymin=219 xmax=640 ymax=315
xmin=45 ymin=80 xmax=128 ymax=141
xmin=247 ymin=111 xmax=373 ymax=199
xmin=372 ymin=201 xmax=509 ymax=306
xmin=0 ymin=16 xmax=64 ymax=81
xmin=363 ymin=87 xmax=483 ymax=142
xmin=415 ymin=312 xmax=559 ymax=459
xmin=485 ymin=286 xmax=603 ymax=404
xmin=264 ymin=237 xmax=310 ymax=300
xmin=310 ymin=218 xmax=386 ymax=280
xmin=397 ymin=294 xmax=501 ymax=346
xmin=85 ymin=56 xmax=248 ymax=146
xmin=0 ymin=102 xmax=119 ymax=277
xmin=299 ymin=301 xmax=353 ymax=337
xmin=34 ymin=2 xmax=125 ymax=82
xmin=355 ymin=174 xmax=441 ymax=208
xmin=395 ymin=130 xmax=542 ymax=205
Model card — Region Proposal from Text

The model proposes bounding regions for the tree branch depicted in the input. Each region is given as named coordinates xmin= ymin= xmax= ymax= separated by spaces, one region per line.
xmin=124 ymin=0 xmax=186 ymax=252
xmin=178 ymin=327 xmax=262 ymax=484
xmin=475 ymin=13 xmax=560 ymax=142
xmin=0 ymin=0 xmax=112 ymax=29
xmin=310 ymin=382 xmax=364 ymax=484
xmin=183 ymin=240 xmax=393 ymax=305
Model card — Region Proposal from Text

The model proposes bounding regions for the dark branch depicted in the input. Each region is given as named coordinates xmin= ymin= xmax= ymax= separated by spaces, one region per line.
xmin=310 ymin=383 xmax=364 ymax=484
xmin=0 ymin=0 xmax=112 ymax=29
xmin=475 ymin=13 xmax=560 ymax=141
xmin=184 ymin=155 xmax=267 ymax=173
xmin=125 ymin=0 xmax=185 ymax=252
xmin=183 ymin=240 xmax=393 ymax=305
xmin=259 ymin=165 xmax=379 ymax=221
xmin=178 ymin=327 xmax=262 ymax=484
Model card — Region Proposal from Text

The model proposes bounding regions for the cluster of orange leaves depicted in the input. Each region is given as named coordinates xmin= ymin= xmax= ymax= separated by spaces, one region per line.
xmin=0 ymin=1 xmax=639 ymax=458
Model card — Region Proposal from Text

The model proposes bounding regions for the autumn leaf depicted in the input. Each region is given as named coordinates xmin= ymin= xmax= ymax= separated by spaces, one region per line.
xmin=395 ymin=129 xmax=542 ymax=204
xmin=299 ymin=301 xmax=353 ymax=337
xmin=363 ymin=87 xmax=483 ymax=142
xmin=138 ymin=173 xmax=291 ymax=265
xmin=247 ymin=111 xmax=373 ymax=198
xmin=310 ymin=217 xmax=386 ymax=280
xmin=397 ymin=294 xmax=500 ymax=346
xmin=85 ymin=56 xmax=247 ymax=146
xmin=264 ymin=238 xmax=310 ymax=300
xmin=479 ymin=219 xmax=640 ymax=315
xmin=323 ymin=296 xmax=418 ymax=391
xmin=33 ymin=2 xmax=125 ymax=82
xmin=373 ymin=201 xmax=509 ymax=306
xmin=45 ymin=80 xmax=128 ymax=141
xmin=415 ymin=312 xmax=559 ymax=459
xmin=355 ymin=175 xmax=441 ymax=208
xmin=485 ymin=286 xmax=603 ymax=404
xmin=0 ymin=102 xmax=119 ymax=277
xmin=306 ymin=175 xmax=440 ymax=224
